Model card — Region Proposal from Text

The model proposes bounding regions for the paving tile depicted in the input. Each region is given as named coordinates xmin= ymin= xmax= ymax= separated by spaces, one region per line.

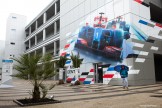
xmin=0 ymin=79 xmax=162 ymax=108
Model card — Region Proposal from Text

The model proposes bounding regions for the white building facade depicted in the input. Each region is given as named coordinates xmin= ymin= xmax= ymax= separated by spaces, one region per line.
xmin=5 ymin=13 xmax=27 ymax=59
xmin=5 ymin=0 xmax=162 ymax=85
xmin=4 ymin=13 xmax=27 ymax=76
xmin=0 ymin=13 xmax=26 ymax=85
xmin=59 ymin=0 xmax=162 ymax=85
xmin=0 ymin=40 xmax=5 ymax=81
xmin=24 ymin=0 xmax=60 ymax=80
xmin=24 ymin=0 xmax=60 ymax=58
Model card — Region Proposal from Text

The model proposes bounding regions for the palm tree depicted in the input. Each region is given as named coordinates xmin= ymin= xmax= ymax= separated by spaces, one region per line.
xmin=70 ymin=52 xmax=83 ymax=68
xmin=12 ymin=54 xmax=56 ymax=101
xmin=70 ymin=52 xmax=83 ymax=85
xmin=55 ymin=55 xmax=69 ymax=83
xmin=55 ymin=55 xmax=68 ymax=68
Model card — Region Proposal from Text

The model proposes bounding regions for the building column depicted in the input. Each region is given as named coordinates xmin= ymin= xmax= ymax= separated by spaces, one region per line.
xmin=35 ymin=35 xmax=37 ymax=45
xmin=43 ymin=29 xmax=46 ymax=40
xmin=53 ymin=23 xmax=55 ymax=35
xmin=29 ymin=40 xmax=31 ymax=48
xmin=29 ymin=27 xmax=31 ymax=35
xmin=43 ymin=12 xmax=46 ymax=23
xmin=55 ymin=2 xmax=57 ymax=15
xmin=35 ymin=21 xmax=38 ymax=29
xmin=43 ymin=47 xmax=46 ymax=56
xmin=54 ymin=41 xmax=56 ymax=56
xmin=54 ymin=22 xmax=57 ymax=34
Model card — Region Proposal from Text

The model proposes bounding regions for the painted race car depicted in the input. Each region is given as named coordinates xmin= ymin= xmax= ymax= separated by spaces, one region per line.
xmin=76 ymin=14 xmax=130 ymax=59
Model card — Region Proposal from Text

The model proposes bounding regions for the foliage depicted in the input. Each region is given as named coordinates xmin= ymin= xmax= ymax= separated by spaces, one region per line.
xmin=70 ymin=52 xmax=83 ymax=68
xmin=55 ymin=55 xmax=68 ymax=68
xmin=12 ymin=54 xmax=56 ymax=101
xmin=39 ymin=83 xmax=55 ymax=99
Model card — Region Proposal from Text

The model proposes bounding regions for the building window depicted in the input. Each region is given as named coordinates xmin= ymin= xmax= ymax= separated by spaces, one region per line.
xmin=56 ymin=19 xmax=60 ymax=33
xmin=11 ymin=29 xmax=16 ymax=31
xmin=10 ymin=55 xmax=15 ymax=57
xmin=10 ymin=42 xmax=15 ymax=45
xmin=150 ymin=3 xmax=162 ymax=24
xmin=12 ymin=16 xmax=17 ymax=19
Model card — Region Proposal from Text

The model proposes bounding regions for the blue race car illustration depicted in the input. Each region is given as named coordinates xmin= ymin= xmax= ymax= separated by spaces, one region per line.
xmin=75 ymin=14 xmax=130 ymax=59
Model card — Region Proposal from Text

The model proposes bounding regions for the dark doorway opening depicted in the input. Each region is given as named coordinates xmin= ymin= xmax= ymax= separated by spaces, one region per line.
xmin=150 ymin=3 xmax=162 ymax=24
xmin=98 ymin=68 xmax=103 ymax=83
xmin=63 ymin=69 xmax=66 ymax=82
xmin=154 ymin=54 xmax=162 ymax=82
xmin=94 ymin=63 xmax=110 ymax=83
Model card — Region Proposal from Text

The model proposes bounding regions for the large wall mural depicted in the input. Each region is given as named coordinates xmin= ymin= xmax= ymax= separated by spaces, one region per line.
xmin=76 ymin=15 xmax=130 ymax=60
xmin=61 ymin=0 xmax=154 ymax=65
xmin=62 ymin=12 xmax=148 ymax=84
xmin=61 ymin=0 xmax=162 ymax=84
xmin=72 ymin=13 xmax=149 ymax=64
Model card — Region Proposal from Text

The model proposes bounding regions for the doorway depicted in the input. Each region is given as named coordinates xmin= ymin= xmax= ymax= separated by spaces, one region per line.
xmin=94 ymin=63 xmax=110 ymax=83
xmin=94 ymin=63 xmax=103 ymax=83
xmin=63 ymin=69 xmax=66 ymax=82
xmin=154 ymin=54 xmax=162 ymax=82
xmin=98 ymin=67 xmax=103 ymax=83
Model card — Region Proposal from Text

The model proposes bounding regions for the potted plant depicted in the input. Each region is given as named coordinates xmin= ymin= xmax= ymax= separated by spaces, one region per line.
xmin=55 ymin=55 xmax=68 ymax=84
xmin=70 ymin=52 xmax=83 ymax=85
xmin=12 ymin=54 xmax=61 ymax=106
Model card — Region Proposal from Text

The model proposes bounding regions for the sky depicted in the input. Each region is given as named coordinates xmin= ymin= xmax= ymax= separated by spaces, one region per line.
xmin=0 ymin=0 xmax=53 ymax=41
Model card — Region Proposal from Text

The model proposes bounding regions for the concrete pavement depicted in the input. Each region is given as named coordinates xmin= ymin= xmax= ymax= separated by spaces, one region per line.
xmin=0 ymin=79 xmax=162 ymax=108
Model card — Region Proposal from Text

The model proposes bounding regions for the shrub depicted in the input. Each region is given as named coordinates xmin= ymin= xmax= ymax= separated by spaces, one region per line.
xmin=12 ymin=54 xmax=56 ymax=101
xmin=58 ymin=80 xmax=64 ymax=85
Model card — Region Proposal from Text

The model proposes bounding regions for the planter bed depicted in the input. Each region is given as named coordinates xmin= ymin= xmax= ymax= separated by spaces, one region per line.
xmin=13 ymin=98 xmax=61 ymax=107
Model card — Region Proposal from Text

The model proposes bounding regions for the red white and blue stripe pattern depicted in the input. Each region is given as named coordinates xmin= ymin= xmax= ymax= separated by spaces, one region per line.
xmin=103 ymin=66 xmax=116 ymax=84
xmin=139 ymin=20 xmax=162 ymax=28
xmin=66 ymin=68 xmax=94 ymax=84
xmin=64 ymin=44 xmax=70 ymax=49
xmin=60 ymin=38 xmax=77 ymax=56
xmin=139 ymin=19 xmax=162 ymax=37
xmin=82 ymin=69 xmax=94 ymax=84
xmin=139 ymin=20 xmax=154 ymax=28
xmin=65 ymin=60 xmax=71 ymax=64
xmin=79 ymin=72 xmax=88 ymax=82
xmin=134 ymin=0 xmax=149 ymax=7
xmin=60 ymin=37 xmax=77 ymax=68
xmin=65 ymin=52 xmax=72 ymax=66
xmin=70 ymin=77 xmax=76 ymax=84
xmin=155 ymin=23 xmax=162 ymax=28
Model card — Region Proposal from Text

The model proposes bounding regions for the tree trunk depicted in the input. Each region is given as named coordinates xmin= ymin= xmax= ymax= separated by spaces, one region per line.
xmin=32 ymin=82 xmax=40 ymax=101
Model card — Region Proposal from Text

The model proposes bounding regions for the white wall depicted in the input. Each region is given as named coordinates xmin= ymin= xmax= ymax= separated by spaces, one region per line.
xmin=5 ymin=13 xmax=27 ymax=59
xmin=60 ymin=0 xmax=162 ymax=85
xmin=0 ymin=40 xmax=5 ymax=76
xmin=128 ymin=0 xmax=162 ymax=85
xmin=5 ymin=13 xmax=27 ymax=75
